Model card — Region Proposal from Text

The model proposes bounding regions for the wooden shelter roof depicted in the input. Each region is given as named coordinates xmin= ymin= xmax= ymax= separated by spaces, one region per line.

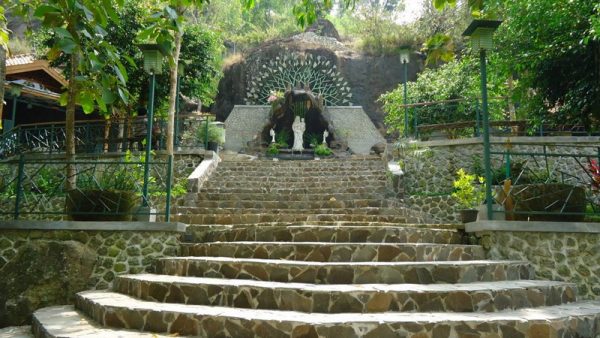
xmin=6 ymin=54 xmax=67 ymax=94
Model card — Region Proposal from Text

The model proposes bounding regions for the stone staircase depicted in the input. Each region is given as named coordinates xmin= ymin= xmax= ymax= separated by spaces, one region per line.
xmin=32 ymin=157 xmax=600 ymax=337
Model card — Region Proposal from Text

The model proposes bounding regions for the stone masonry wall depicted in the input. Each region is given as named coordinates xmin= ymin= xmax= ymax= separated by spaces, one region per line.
xmin=474 ymin=230 xmax=600 ymax=300
xmin=397 ymin=137 xmax=600 ymax=222
xmin=0 ymin=224 xmax=182 ymax=327
xmin=0 ymin=229 xmax=180 ymax=289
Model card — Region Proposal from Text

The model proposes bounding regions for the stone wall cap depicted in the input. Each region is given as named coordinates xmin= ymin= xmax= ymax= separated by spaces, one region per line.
xmin=0 ymin=221 xmax=187 ymax=232
xmin=416 ymin=136 xmax=600 ymax=148
xmin=465 ymin=220 xmax=600 ymax=234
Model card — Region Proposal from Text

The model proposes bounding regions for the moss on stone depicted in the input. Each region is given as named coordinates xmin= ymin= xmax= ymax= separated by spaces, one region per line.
xmin=107 ymin=246 xmax=121 ymax=258
xmin=113 ymin=263 xmax=127 ymax=273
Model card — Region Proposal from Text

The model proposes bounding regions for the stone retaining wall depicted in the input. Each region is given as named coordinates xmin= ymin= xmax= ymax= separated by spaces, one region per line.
xmin=0 ymin=221 xmax=184 ymax=327
xmin=466 ymin=221 xmax=600 ymax=300
xmin=396 ymin=137 xmax=600 ymax=222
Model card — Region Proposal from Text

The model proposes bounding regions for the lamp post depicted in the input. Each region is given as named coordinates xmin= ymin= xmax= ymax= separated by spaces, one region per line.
xmin=399 ymin=46 xmax=411 ymax=138
xmin=463 ymin=19 xmax=502 ymax=220
xmin=174 ymin=61 xmax=185 ymax=149
xmin=139 ymin=44 xmax=163 ymax=207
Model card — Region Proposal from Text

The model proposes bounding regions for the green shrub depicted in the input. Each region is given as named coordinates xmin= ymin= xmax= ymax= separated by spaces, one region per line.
xmin=197 ymin=123 xmax=225 ymax=145
xmin=314 ymin=144 xmax=333 ymax=156
xmin=452 ymin=169 xmax=485 ymax=209
xmin=267 ymin=143 xmax=280 ymax=156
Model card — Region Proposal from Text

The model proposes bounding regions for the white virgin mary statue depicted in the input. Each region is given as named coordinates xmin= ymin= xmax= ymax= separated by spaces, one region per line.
xmin=292 ymin=116 xmax=306 ymax=151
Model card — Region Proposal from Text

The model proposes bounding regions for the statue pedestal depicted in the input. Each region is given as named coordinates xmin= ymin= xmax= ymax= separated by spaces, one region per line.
xmin=272 ymin=149 xmax=314 ymax=160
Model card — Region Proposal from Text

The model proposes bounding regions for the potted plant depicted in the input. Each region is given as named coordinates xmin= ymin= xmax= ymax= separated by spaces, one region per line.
xmin=65 ymin=162 xmax=139 ymax=221
xmin=452 ymin=168 xmax=485 ymax=223
xmin=197 ymin=122 xmax=224 ymax=151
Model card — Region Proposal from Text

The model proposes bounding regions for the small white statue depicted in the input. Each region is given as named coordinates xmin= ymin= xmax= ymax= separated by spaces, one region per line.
xmin=269 ymin=128 xmax=276 ymax=143
xmin=322 ymin=130 xmax=329 ymax=144
xmin=292 ymin=116 xmax=305 ymax=151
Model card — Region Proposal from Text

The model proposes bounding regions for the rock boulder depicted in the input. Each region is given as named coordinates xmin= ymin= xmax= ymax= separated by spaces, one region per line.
xmin=0 ymin=240 xmax=97 ymax=327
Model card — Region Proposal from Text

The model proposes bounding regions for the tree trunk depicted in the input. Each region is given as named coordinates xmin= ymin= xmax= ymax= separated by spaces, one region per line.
xmin=0 ymin=46 xmax=6 ymax=128
xmin=65 ymin=52 xmax=79 ymax=191
xmin=166 ymin=28 xmax=182 ymax=156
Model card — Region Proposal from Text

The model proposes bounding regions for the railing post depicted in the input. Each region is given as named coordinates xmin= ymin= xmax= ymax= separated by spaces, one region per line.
xmin=165 ymin=155 xmax=173 ymax=222
xmin=413 ymin=108 xmax=418 ymax=139
xmin=475 ymin=99 xmax=481 ymax=137
xmin=204 ymin=118 xmax=209 ymax=149
xmin=505 ymin=149 xmax=511 ymax=181
xmin=142 ymin=73 xmax=156 ymax=207
xmin=480 ymin=49 xmax=494 ymax=220
xmin=14 ymin=154 xmax=25 ymax=220
xmin=403 ymin=61 xmax=409 ymax=138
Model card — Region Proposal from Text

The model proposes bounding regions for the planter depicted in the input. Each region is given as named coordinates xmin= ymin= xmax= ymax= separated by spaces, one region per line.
xmin=65 ymin=189 xmax=138 ymax=221
xmin=459 ymin=209 xmax=479 ymax=223
xmin=207 ymin=141 xmax=219 ymax=152
xmin=497 ymin=183 xmax=586 ymax=222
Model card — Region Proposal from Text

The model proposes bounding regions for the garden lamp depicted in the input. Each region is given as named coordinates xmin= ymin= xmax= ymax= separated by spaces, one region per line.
xmin=139 ymin=44 xmax=163 ymax=208
xmin=139 ymin=44 xmax=163 ymax=75
xmin=399 ymin=46 xmax=411 ymax=137
xmin=463 ymin=19 xmax=502 ymax=220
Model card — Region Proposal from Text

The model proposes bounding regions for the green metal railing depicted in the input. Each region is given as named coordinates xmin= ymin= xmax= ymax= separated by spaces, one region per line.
xmin=488 ymin=144 xmax=600 ymax=222
xmin=393 ymin=98 xmax=598 ymax=141
xmin=0 ymin=115 xmax=214 ymax=159
xmin=0 ymin=154 xmax=174 ymax=221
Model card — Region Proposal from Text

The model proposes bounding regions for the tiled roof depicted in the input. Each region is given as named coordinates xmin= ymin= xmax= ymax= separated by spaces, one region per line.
xmin=6 ymin=54 xmax=37 ymax=67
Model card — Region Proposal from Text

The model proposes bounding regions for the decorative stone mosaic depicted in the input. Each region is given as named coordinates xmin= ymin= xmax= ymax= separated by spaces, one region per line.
xmin=74 ymin=290 xmax=600 ymax=337
xmin=186 ymin=224 xmax=464 ymax=245
xmin=114 ymin=275 xmax=576 ymax=313
xmin=477 ymin=231 xmax=600 ymax=300
xmin=0 ymin=230 xmax=180 ymax=290
xmin=175 ymin=213 xmax=413 ymax=226
xmin=155 ymin=257 xmax=534 ymax=284
xmin=180 ymin=242 xmax=484 ymax=262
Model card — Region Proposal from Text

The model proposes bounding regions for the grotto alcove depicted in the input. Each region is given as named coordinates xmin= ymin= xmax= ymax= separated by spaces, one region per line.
xmin=262 ymin=87 xmax=333 ymax=149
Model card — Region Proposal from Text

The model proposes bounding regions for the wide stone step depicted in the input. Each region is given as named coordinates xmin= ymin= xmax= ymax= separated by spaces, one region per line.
xmin=75 ymin=291 xmax=600 ymax=337
xmin=184 ymin=199 xmax=402 ymax=209
xmin=32 ymin=305 xmax=173 ymax=338
xmin=198 ymin=186 xmax=388 ymax=195
xmin=173 ymin=213 xmax=410 ymax=225
xmin=186 ymin=192 xmax=386 ymax=202
xmin=155 ymin=257 xmax=534 ymax=284
xmin=173 ymin=207 xmax=407 ymax=216
xmin=180 ymin=242 xmax=485 ymax=262
xmin=210 ymin=174 xmax=387 ymax=181
xmin=202 ymin=180 xmax=386 ymax=190
xmin=218 ymin=159 xmax=383 ymax=169
xmin=186 ymin=224 xmax=464 ymax=244
xmin=114 ymin=275 xmax=577 ymax=313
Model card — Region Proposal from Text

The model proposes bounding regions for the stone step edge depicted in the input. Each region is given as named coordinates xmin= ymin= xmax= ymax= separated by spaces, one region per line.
xmin=117 ymin=274 xmax=576 ymax=295
xmin=77 ymin=290 xmax=600 ymax=325
xmin=158 ymin=257 xmax=527 ymax=268
xmin=185 ymin=223 xmax=463 ymax=231
xmin=31 ymin=305 xmax=173 ymax=338
xmin=179 ymin=241 xmax=479 ymax=248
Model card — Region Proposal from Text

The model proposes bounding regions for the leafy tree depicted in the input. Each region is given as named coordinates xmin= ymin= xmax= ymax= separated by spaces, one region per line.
xmin=380 ymin=56 xmax=508 ymax=135
xmin=0 ymin=7 xmax=7 ymax=130
xmin=14 ymin=0 xmax=129 ymax=190
xmin=489 ymin=0 xmax=600 ymax=130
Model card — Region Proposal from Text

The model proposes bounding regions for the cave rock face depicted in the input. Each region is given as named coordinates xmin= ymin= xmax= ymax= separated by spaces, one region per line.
xmin=213 ymin=27 xmax=420 ymax=130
